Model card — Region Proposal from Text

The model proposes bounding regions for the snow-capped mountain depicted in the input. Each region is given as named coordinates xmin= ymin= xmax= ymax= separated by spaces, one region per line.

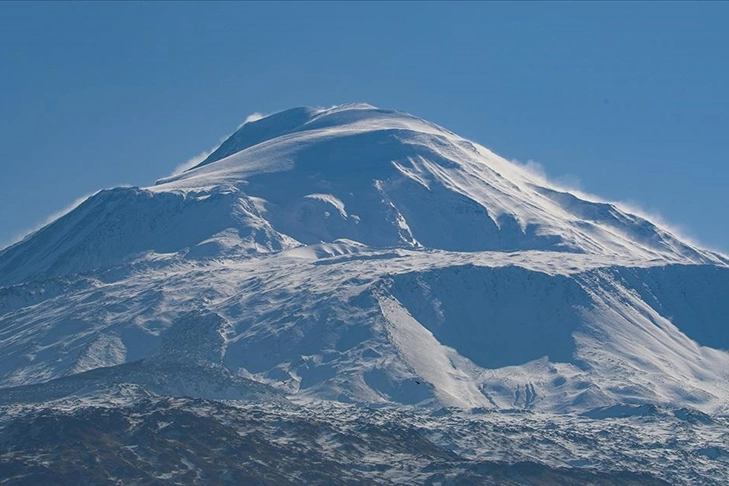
xmin=1 ymin=103 xmax=728 ymax=484
xmin=2 ymin=104 xmax=723 ymax=287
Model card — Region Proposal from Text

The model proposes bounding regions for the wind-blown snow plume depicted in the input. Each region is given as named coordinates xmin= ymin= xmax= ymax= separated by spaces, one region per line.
xmin=0 ymin=191 xmax=98 ymax=251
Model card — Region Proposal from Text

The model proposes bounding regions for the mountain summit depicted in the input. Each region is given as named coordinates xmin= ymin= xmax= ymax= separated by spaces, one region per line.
xmin=1 ymin=104 xmax=729 ymax=483
xmin=1 ymin=104 xmax=722 ymax=287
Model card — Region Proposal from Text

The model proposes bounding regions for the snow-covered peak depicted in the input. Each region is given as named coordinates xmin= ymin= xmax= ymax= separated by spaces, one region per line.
xmin=170 ymin=103 xmax=458 ymax=175
xmin=1 ymin=104 xmax=724 ymax=286
xmin=3 ymin=104 xmax=729 ymax=428
xmin=191 ymin=104 xmax=434 ymax=168
xmin=153 ymin=103 xmax=721 ymax=265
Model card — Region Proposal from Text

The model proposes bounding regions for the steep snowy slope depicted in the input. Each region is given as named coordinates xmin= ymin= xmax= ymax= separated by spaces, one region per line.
xmin=1 ymin=103 xmax=728 ymax=417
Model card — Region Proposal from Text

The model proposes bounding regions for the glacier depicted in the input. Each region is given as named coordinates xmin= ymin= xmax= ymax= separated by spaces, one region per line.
xmin=1 ymin=103 xmax=727 ymax=484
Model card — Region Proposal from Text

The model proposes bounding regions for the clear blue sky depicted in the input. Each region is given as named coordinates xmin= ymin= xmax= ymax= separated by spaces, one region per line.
xmin=1 ymin=1 xmax=727 ymax=252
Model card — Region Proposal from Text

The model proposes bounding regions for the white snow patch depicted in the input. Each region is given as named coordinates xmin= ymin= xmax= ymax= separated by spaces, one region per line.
xmin=379 ymin=295 xmax=490 ymax=409
xmin=303 ymin=193 xmax=348 ymax=218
